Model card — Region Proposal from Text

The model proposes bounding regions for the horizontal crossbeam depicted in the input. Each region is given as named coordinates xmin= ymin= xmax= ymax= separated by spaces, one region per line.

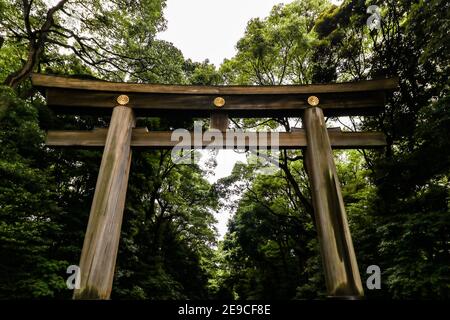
xmin=32 ymin=74 xmax=398 ymax=117
xmin=46 ymin=129 xmax=387 ymax=149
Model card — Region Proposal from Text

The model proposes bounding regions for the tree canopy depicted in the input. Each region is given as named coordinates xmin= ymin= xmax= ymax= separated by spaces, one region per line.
xmin=0 ymin=0 xmax=448 ymax=299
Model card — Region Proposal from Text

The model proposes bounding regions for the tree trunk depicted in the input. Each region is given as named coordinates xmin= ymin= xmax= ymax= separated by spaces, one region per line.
xmin=3 ymin=43 xmax=43 ymax=89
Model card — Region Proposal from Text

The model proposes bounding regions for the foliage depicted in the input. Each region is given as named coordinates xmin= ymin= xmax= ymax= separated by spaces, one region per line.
xmin=0 ymin=0 xmax=220 ymax=300
xmin=214 ymin=0 xmax=449 ymax=299
xmin=0 ymin=86 xmax=68 ymax=298
xmin=0 ymin=0 xmax=169 ymax=87
xmin=220 ymin=0 xmax=330 ymax=85
xmin=0 ymin=0 xmax=448 ymax=300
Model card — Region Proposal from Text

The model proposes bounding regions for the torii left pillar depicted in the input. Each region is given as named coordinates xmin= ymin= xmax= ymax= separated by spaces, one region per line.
xmin=74 ymin=95 xmax=135 ymax=299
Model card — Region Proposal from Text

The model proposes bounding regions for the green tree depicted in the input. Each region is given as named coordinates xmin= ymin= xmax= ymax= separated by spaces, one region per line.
xmin=216 ymin=0 xmax=449 ymax=300
xmin=0 ymin=0 xmax=221 ymax=300
xmin=313 ymin=0 xmax=450 ymax=298
xmin=221 ymin=0 xmax=330 ymax=85
xmin=0 ymin=86 xmax=69 ymax=298
xmin=0 ymin=0 xmax=168 ymax=88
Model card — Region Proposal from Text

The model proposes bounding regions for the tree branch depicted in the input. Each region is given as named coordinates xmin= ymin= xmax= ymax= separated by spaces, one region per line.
xmin=4 ymin=0 xmax=69 ymax=88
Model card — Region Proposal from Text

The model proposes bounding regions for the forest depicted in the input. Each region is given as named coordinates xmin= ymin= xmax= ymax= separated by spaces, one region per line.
xmin=0 ymin=0 xmax=448 ymax=300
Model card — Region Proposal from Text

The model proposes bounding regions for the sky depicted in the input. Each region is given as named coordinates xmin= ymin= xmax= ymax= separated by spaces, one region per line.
xmin=158 ymin=0 xmax=298 ymax=67
xmin=157 ymin=0 xmax=297 ymax=239
xmin=199 ymin=150 xmax=247 ymax=240
xmin=156 ymin=0 xmax=342 ymax=239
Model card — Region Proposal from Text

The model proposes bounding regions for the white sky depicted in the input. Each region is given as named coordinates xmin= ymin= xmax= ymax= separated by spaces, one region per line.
xmin=157 ymin=0 xmax=296 ymax=239
xmin=158 ymin=0 xmax=298 ymax=67
xmin=202 ymin=150 xmax=247 ymax=240
xmin=156 ymin=0 xmax=343 ymax=239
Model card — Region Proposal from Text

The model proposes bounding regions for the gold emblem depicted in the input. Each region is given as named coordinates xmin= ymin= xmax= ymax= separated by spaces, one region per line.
xmin=213 ymin=97 xmax=226 ymax=108
xmin=307 ymin=96 xmax=319 ymax=106
xmin=117 ymin=95 xmax=130 ymax=105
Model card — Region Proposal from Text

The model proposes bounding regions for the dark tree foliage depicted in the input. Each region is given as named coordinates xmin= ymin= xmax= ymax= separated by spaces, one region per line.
xmin=0 ymin=0 xmax=448 ymax=300
xmin=0 ymin=0 xmax=220 ymax=299
xmin=214 ymin=0 xmax=449 ymax=299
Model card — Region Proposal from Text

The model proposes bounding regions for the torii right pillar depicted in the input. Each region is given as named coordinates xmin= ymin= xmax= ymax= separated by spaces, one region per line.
xmin=303 ymin=102 xmax=364 ymax=299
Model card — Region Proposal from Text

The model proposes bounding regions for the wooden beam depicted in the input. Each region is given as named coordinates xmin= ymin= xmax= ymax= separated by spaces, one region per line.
xmin=73 ymin=105 xmax=135 ymax=300
xmin=43 ymin=90 xmax=387 ymax=117
xmin=303 ymin=106 xmax=364 ymax=298
xmin=32 ymin=74 xmax=398 ymax=117
xmin=32 ymin=73 xmax=399 ymax=95
xmin=210 ymin=112 xmax=229 ymax=131
xmin=46 ymin=129 xmax=387 ymax=149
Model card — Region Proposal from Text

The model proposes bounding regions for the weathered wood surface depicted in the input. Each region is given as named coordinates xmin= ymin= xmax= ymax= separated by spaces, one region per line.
xmin=32 ymin=74 xmax=398 ymax=117
xmin=32 ymin=73 xmax=398 ymax=94
xmin=33 ymin=73 xmax=397 ymax=300
xmin=210 ymin=112 xmax=229 ymax=131
xmin=73 ymin=105 xmax=135 ymax=300
xmin=46 ymin=129 xmax=387 ymax=149
xmin=303 ymin=106 xmax=364 ymax=297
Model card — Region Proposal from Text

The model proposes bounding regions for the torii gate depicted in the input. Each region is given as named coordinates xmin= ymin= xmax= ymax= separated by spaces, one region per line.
xmin=32 ymin=74 xmax=397 ymax=300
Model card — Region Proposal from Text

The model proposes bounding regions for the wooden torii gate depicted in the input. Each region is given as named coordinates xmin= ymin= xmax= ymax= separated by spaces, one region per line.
xmin=32 ymin=74 xmax=397 ymax=300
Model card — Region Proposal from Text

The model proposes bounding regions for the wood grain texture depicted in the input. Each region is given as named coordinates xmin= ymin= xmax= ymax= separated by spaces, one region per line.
xmin=32 ymin=73 xmax=398 ymax=94
xmin=43 ymin=89 xmax=387 ymax=117
xmin=46 ymin=129 xmax=387 ymax=149
xmin=73 ymin=105 xmax=135 ymax=300
xmin=209 ymin=112 xmax=229 ymax=131
xmin=32 ymin=74 xmax=398 ymax=117
xmin=303 ymin=106 xmax=364 ymax=298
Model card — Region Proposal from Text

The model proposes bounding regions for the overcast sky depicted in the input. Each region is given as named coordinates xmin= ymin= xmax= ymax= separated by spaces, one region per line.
xmin=157 ymin=0 xmax=297 ymax=239
xmin=157 ymin=0 xmax=299 ymax=67
xmin=156 ymin=0 xmax=342 ymax=239
xmin=158 ymin=0 xmax=342 ymax=66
